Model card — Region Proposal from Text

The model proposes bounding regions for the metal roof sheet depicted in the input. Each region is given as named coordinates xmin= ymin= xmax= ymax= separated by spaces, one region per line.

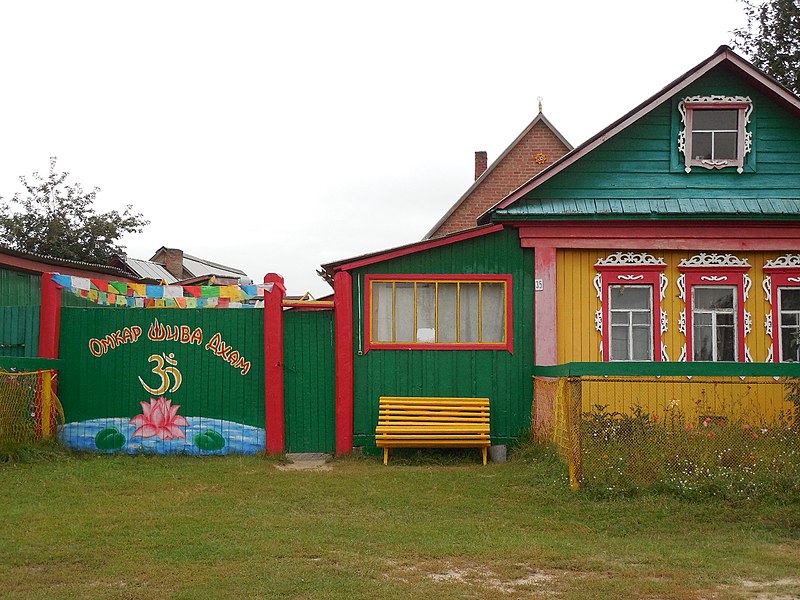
xmin=123 ymin=258 xmax=178 ymax=283
xmin=182 ymin=254 xmax=246 ymax=279
xmin=494 ymin=198 xmax=800 ymax=219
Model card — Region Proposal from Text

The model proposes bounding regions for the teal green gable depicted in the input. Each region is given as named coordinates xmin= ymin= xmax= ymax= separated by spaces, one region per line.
xmin=348 ymin=226 xmax=534 ymax=446
xmin=494 ymin=65 xmax=800 ymax=220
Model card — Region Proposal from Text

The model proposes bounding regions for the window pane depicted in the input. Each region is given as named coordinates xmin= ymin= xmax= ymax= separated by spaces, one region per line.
xmin=480 ymin=283 xmax=505 ymax=343
xmin=781 ymin=288 xmax=800 ymax=311
xmin=610 ymin=325 xmax=630 ymax=360
xmin=631 ymin=312 xmax=650 ymax=325
xmin=693 ymin=109 xmax=737 ymax=130
xmin=783 ymin=313 xmax=799 ymax=326
xmin=715 ymin=131 xmax=738 ymax=159
xmin=781 ymin=326 xmax=800 ymax=362
xmin=694 ymin=325 xmax=714 ymax=361
xmin=394 ymin=283 xmax=414 ymax=342
xmin=610 ymin=285 xmax=650 ymax=310
xmin=632 ymin=326 xmax=652 ymax=360
xmin=694 ymin=312 xmax=712 ymax=326
xmin=438 ymin=284 xmax=457 ymax=343
xmin=373 ymin=283 xmax=393 ymax=342
xmin=693 ymin=132 xmax=712 ymax=160
xmin=610 ymin=311 xmax=629 ymax=325
xmin=694 ymin=287 xmax=734 ymax=310
xmin=717 ymin=312 xmax=734 ymax=326
xmin=717 ymin=326 xmax=736 ymax=361
xmin=416 ymin=283 xmax=436 ymax=343
xmin=459 ymin=283 xmax=479 ymax=342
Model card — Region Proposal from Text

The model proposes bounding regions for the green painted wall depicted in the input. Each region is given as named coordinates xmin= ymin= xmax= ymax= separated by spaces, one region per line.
xmin=350 ymin=227 xmax=534 ymax=446
xmin=0 ymin=306 xmax=39 ymax=357
xmin=283 ymin=309 xmax=336 ymax=453
xmin=0 ymin=269 xmax=40 ymax=306
xmin=58 ymin=308 xmax=265 ymax=427
xmin=500 ymin=65 xmax=800 ymax=210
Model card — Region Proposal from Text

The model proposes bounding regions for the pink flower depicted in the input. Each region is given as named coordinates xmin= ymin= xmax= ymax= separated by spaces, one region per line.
xmin=752 ymin=433 xmax=759 ymax=439
xmin=653 ymin=414 xmax=660 ymax=422
xmin=743 ymin=423 xmax=750 ymax=430
xmin=685 ymin=424 xmax=694 ymax=431
xmin=703 ymin=417 xmax=712 ymax=427
xmin=130 ymin=397 xmax=189 ymax=440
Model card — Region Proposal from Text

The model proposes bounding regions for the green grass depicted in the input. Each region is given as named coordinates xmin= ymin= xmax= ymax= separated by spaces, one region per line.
xmin=0 ymin=444 xmax=798 ymax=599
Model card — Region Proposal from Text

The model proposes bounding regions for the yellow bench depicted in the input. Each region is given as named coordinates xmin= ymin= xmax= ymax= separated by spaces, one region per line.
xmin=375 ymin=396 xmax=491 ymax=465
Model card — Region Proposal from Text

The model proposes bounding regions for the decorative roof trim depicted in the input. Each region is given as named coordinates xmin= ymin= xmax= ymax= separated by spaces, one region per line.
xmin=424 ymin=112 xmax=572 ymax=240
xmin=595 ymin=251 xmax=666 ymax=267
xmin=478 ymin=45 xmax=800 ymax=223
xmin=678 ymin=253 xmax=750 ymax=268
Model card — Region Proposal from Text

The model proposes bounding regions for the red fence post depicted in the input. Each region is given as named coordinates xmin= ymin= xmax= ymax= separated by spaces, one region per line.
xmin=334 ymin=270 xmax=354 ymax=454
xmin=263 ymin=273 xmax=286 ymax=454
xmin=39 ymin=273 xmax=62 ymax=359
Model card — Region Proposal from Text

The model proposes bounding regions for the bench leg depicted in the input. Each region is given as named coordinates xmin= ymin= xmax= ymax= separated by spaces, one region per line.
xmin=482 ymin=447 xmax=487 ymax=465
xmin=383 ymin=447 xmax=389 ymax=465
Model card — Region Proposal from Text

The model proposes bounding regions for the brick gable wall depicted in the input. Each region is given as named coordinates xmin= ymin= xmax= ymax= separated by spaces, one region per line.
xmin=430 ymin=120 xmax=570 ymax=238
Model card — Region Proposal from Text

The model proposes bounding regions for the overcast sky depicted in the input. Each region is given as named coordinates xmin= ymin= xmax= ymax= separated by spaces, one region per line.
xmin=0 ymin=1 xmax=749 ymax=296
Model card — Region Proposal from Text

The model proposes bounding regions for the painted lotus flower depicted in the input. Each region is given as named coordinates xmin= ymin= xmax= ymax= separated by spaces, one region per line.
xmin=130 ymin=397 xmax=189 ymax=440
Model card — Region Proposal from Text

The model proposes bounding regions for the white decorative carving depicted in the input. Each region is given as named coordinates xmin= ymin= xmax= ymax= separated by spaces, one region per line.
xmin=678 ymin=96 xmax=753 ymax=174
xmin=764 ymin=254 xmax=800 ymax=269
xmin=743 ymin=274 xmax=752 ymax=301
xmin=679 ymin=253 xmax=750 ymax=268
xmin=745 ymin=310 xmax=752 ymax=335
xmin=700 ymin=275 xmax=728 ymax=282
xmin=678 ymin=309 xmax=686 ymax=335
xmin=678 ymin=344 xmax=687 ymax=362
xmin=660 ymin=273 xmax=668 ymax=301
xmin=762 ymin=275 xmax=772 ymax=303
xmin=661 ymin=310 xmax=668 ymax=334
xmin=595 ymin=252 xmax=666 ymax=267
xmin=617 ymin=274 xmax=644 ymax=281
xmin=745 ymin=345 xmax=754 ymax=363
xmin=677 ymin=274 xmax=686 ymax=301
xmin=593 ymin=272 xmax=602 ymax=300
xmin=789 ymin=277 xmax=800 ymax=283
xmin=661 ymin=343 xmax=669 ymax=362
xmin=766 ymin=346 xmax=774 ymax=363
xmin=595 ymin=309 xmax=603 ymax=333
xmin=765 ymin=312 xmax=773 ymax=338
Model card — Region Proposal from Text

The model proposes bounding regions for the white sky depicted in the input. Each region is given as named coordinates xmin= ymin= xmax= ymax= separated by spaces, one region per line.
xmin=0 ymin=1 xmax=748 ymax=296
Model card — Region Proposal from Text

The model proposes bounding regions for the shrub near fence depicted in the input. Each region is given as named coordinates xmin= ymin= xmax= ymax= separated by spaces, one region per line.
xmin=538 ymin=372 xmax=800 ymax=499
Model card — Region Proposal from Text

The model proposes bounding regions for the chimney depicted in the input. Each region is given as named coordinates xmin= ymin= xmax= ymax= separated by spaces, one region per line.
xmin=474 ymin=151 xmax=488 ymax=180
xmin=164 ymin=248 xmax=184 ymax=279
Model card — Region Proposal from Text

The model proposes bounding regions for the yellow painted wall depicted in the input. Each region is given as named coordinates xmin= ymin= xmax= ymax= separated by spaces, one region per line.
xmin=556 ymin=249 xmax=780 ymax=364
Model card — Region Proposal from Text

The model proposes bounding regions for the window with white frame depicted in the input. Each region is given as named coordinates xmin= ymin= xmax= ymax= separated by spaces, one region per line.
xmin=678 ymin=96 xmax=752 ymax=173
xmin=691 ymin=286 xmax=737 ymax=361
xmin=594 ymin=251 xmax=667 ymax=362
xmin=609 ymin=285 xmax=653 ymax=361
xmin=366 ymin=275 xmax=512 ymax=351
xmin=779 ymin=288 xmax=800 ymax=362
xmin=678 ymin=253 xmax=751 ymax=363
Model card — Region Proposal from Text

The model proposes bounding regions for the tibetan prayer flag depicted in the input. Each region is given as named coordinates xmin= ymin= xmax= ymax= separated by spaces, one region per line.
xmin=109 ymin=281 xmax=128 ymax=295
xmin=72 ymin=277 xmax=91 ymax=291
xmin=201 ymin=286 xmax=220 ymax=298
xmin=129 ymin=283 xmax=146 ymax=297
xmin=91 ymin=279 xmax=109 ymax=293
xmin=52 ymin=274 xmax=72 ymax=288
xmin=146 ymin=285 xmax=164 ymax=299
xmin=184 ymin=286 xmax=202 ymax=298
xmin=164 ymin=286 xmax=183 ymax=298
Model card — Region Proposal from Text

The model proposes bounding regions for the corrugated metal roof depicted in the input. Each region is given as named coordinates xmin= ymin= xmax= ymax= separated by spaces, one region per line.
xmin=182 ymin=254 xmax=246 ymax=279
xmin=494 ymin=198 xmax=800 ymax=219
xmin=123 ymin=258 xmax=178 ymax=283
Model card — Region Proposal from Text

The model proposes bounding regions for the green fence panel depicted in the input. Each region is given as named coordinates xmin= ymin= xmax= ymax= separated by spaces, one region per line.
xmin=283 ymin=309 xmax=336 ymax=453
xmin=58 ymin=307 xmax=265 ymax=454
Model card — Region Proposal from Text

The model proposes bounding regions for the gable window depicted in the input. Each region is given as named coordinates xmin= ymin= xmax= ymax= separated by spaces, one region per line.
xmin=365 ymin=274 xmax=512 ymax=352
xmin=692 ymin=286 xmax=737 ymax=361
xmin=609 ymin=285 xmax=653 ymax=361
xmin=678 ymin=96 xmax=752 ymax=173
xmin=594 ymin=252 xmax=668 ymax=362
xmin=677 ymin=253 xmax=752 ymax=362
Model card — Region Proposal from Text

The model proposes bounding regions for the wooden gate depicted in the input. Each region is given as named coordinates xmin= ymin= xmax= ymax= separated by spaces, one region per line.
xmin=283 ymin=309 xmax=336 ymax=453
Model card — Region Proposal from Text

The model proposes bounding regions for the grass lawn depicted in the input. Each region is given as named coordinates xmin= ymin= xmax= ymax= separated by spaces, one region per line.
xmin=0 ymin=445 xmax=799 ymax=600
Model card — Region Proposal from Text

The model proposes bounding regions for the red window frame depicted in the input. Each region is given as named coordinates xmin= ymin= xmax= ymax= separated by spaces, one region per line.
xmin=764 ymin=263 xmax=800 ymax=362
xmin=596 ymin=264 xmax=665 ymax=362
xmin=680 ymin=265 xmax=750 ymax=362
xmin=364 ymin=274 xmax=513 ymax=353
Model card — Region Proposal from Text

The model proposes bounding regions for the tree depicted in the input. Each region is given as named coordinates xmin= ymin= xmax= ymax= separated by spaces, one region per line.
xmin=732 ymin=0 xmax=800 ymax=95
xmin=0 ymin=157 xmax=149 ymax=264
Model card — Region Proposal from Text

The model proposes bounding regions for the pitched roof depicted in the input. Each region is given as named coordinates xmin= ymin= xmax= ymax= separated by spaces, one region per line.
xmin=425 ymin=112 xmax=572 ymax=239
xmin=118 ymin=257 xmax=178 ymax=283
xmin=479 ymin=45 xmax=800 ymax=224
xmin=0 ymin=245 xmax=140 ymax=280
xmin=181 ymin=253 xmax=246 ymax=279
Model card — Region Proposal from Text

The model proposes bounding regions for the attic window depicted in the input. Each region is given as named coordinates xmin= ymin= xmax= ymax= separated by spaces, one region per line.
xmin=678 ymin=96 xmax=752 ymax=173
